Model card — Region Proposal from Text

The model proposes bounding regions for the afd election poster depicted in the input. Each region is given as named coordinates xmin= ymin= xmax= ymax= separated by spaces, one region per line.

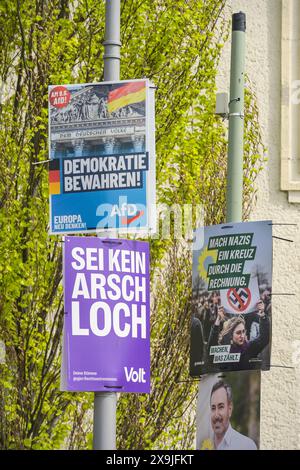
xmin=190 ymin=220 xmax=272 ymax=376
xmin=60 ymin=236 xmax=150 ymax=393
xmin=196 ymin=371 xmax=260 ymax=450
xmin=48 ymin=80 xmax=155 ymax=234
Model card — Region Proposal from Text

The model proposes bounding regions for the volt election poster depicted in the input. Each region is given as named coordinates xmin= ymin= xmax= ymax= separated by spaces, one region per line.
xmin=60 ymin=236 xmax=150 ymax=393
xmin=48 ymin=80 xmax=156 ymax=234
xmin=190 ymin=220 xmax=272 ymax=375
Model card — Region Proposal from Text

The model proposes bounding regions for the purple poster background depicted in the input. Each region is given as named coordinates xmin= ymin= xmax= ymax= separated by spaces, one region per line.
xmin=61 ymin=236 xmax=150 ymax=393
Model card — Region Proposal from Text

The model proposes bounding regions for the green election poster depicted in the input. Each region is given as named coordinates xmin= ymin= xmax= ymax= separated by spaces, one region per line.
xmin=190 ymin=220 xmax=272 ymax=376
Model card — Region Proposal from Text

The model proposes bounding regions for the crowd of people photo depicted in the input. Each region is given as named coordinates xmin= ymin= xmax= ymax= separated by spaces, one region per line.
xmin=190 ymin=287 xmax=271 ymax=374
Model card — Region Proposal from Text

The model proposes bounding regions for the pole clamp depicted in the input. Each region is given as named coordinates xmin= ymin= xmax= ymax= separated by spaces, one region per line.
xmin=103 ymin=40 xmax=122 ymax=47
xmin=228 ymin=112 xmax=244 ymax=119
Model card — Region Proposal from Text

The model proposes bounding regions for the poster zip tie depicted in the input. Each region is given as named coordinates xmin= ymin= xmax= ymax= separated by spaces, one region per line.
xmin=272 ymin=235 xmax=293 ymax=242
xmin=104 ymin=385 xmax=124 ymax=389
xmin=176 ymin=378 xmax=203 ymax=384
xmin=270 ymin=293 xmax=295 ymax=296
xmin=32 ymin=159 xmax=51 ymax=165
xmin=265 ymin=364 xmax=295 ymax=370
xmin=268 ymin=223 xmax=297 ymax=226
xmin=60 ymin=239 xmax=124 ymax=245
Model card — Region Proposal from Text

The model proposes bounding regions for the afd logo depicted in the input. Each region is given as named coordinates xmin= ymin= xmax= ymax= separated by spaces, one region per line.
xmin=124 ymin=366 xmax=146 ymax=383
xmin=96 ymin=196 xmax=146 ymax=229
xmin=111 ymin=202 xmax=144 ymax=226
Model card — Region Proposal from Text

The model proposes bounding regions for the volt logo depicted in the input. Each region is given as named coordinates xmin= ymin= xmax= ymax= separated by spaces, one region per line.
xmin=124 ymin=367 xmax=146 ymax=383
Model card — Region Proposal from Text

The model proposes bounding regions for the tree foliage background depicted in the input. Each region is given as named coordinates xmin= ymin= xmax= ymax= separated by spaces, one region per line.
xmin=0 ymin=0 xmax=265 ymax=449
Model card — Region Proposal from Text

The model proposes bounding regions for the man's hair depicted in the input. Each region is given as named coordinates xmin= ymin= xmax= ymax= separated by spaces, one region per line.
xmin=210 ymin=380 xmax=233 ymax=404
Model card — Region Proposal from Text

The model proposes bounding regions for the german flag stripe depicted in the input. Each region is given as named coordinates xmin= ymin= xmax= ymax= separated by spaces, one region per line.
xmin=108 ymin=81 xmax=145 ymax=102
xmin=108 ymin=88 xmax=146 ymax=113
xmin=49 ymin=158 xmax=60 ymax=171
xmin=49 ymin=182 xmax=60 ymax=195
xmin=49 ymin=170 xmax=60 ymax=183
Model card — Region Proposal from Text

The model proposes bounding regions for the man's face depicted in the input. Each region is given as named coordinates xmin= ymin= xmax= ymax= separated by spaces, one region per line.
xmin=232 ymin=322 xmax=246 ymax=346
xmin=210 ymin=387 xmax=232 ymax=439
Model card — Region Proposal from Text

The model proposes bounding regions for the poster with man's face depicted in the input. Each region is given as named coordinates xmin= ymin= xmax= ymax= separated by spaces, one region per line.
xmin=190 ymin=220 xmax=272 ymax=376
xmin=197 ymin=371 xmax=260 ymax=450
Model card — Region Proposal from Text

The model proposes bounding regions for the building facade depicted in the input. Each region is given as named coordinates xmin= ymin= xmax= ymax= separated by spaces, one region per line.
xmin=217 ymin=0 xmax=300 ymax=449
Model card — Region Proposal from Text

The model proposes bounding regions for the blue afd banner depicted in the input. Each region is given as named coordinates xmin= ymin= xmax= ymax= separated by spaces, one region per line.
xmin=48 ymin=80 xmax=156 ymax=234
